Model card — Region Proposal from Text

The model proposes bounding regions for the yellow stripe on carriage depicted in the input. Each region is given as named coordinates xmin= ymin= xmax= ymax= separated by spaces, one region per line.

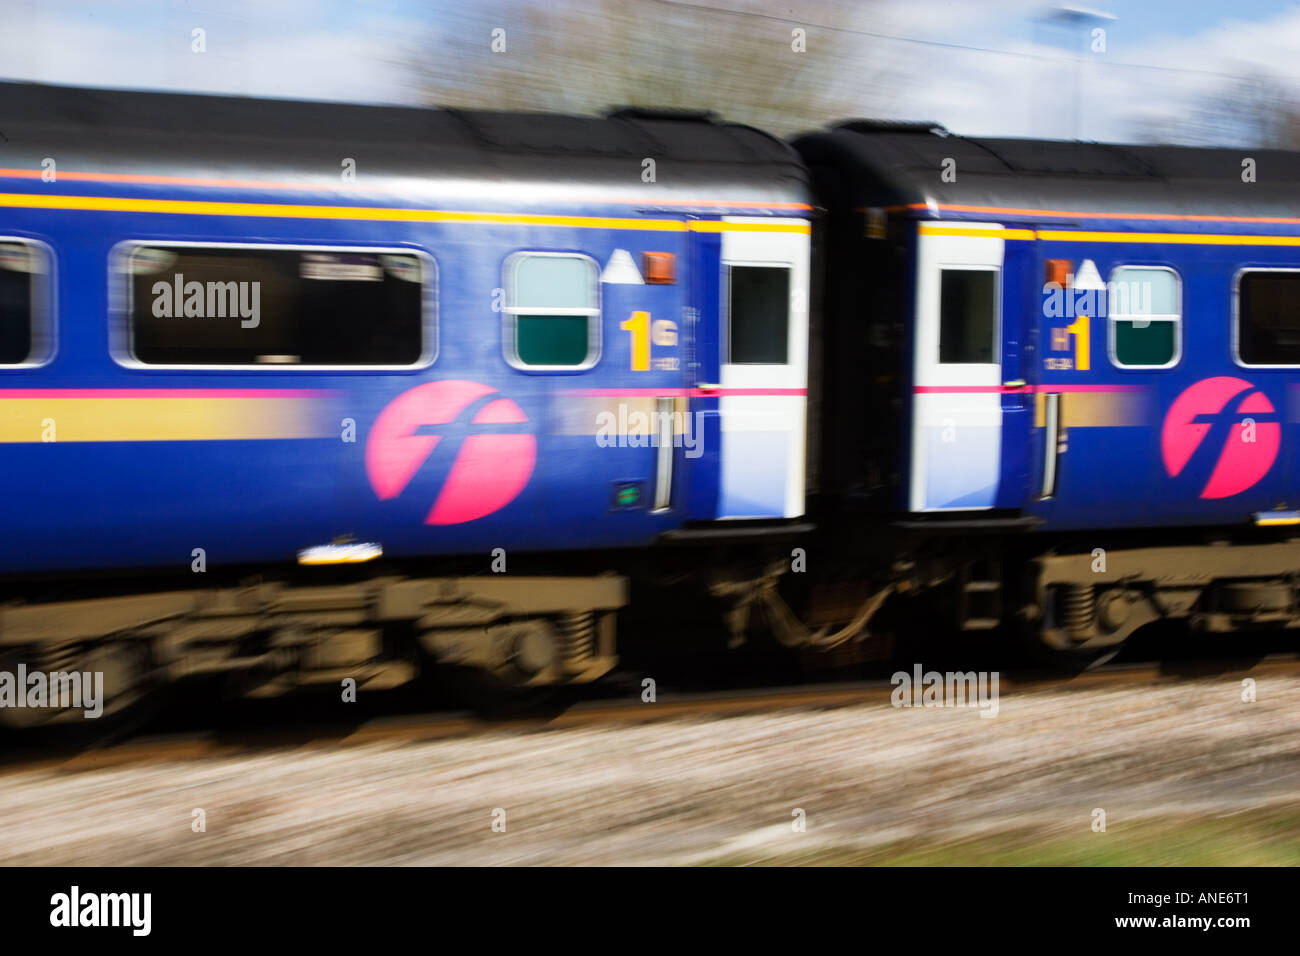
xmin=919 ymin=222 xmax=1300 ymax=246
xmin=687 ymin=220 xmax=812 ymax=234
xmin=917 ymin=225 xmax=1037 ymax=240
xmin=0 ymin=397 xmax=331 ymax=442
xmin=0 ymin=192 xmax=810 ymax=233
xmin=1036 ymin=229 xmax=1300 ymax=246
xmin=1032 ymin=391 xmax=1151 ymax=428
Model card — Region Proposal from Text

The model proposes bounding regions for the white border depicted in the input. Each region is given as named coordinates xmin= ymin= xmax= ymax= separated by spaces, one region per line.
xmin=717 ymin=218 xmax=810 ymax=520
xmin=910 ymin=222 xmax=1005 ymax=513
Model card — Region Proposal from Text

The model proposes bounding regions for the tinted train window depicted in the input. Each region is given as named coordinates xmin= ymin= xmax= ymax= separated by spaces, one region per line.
xmin=505 ymin=253 xmax=599 ymax=368
xmin=0 ymin=241 xmax=49 ymax=366
xmin=939 ymin=268 xmax=996 ymax=364
xmin=126 ymin=245 xmax=428 ymax=366
xmin=728 ymin=265 xmax=790 ymax=364
xmin=1109 ymin=266 xmax=1180 ymax=368
xmin=1238 ymin=271 xmax=1300 ymax=366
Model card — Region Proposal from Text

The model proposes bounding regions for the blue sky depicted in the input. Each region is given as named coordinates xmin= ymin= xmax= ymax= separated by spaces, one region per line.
xmin=3 ymin=0 xmax=1299 ymax=142
xmin=1106 ymin=0 xmax=1297 ymax=41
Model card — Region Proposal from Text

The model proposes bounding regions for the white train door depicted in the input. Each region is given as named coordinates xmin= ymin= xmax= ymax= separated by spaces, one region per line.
xmin=910 ymin=223 xmax=1006 ymax=511
xmin=711 ymin=220 xmax=809 ymax=518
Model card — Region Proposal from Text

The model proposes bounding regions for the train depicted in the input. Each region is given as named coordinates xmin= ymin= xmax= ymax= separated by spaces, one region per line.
xmin=2 ymin=82 xmax=1299 ymax=723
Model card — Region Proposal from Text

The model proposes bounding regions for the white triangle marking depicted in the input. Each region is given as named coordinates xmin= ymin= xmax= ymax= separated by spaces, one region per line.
xmin=1074 ymin=258 xmax=1105 ymax=291
xmin=601 ymin=248 xmax=644 ymax=284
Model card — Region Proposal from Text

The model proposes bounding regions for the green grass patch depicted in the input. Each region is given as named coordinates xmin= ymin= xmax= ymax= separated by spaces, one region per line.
xmin=700 ymin=808 xmax=1300 ymax=866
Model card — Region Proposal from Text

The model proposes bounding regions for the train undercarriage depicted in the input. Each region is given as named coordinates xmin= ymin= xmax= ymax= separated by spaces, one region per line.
xmin=701 ymin=522 xmax=1300 ymax=670
xmin=807 ymin=528 xmax=1300 ymax=669
xmin=0 ymin=573 xmax=623 ymax=727
xmin=3 ymin=526 xmax=1300 ymax=727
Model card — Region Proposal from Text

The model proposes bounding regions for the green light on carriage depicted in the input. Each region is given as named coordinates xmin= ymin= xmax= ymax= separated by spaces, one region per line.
xmin=616 ymin=485 xmax=640 ymax=507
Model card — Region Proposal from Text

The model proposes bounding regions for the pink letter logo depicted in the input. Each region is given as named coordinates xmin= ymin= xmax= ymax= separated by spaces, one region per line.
xmin=1161 ymin=376 xmax=1279 ymax=499
xmin=365 ymin=380 xmax=536 ymax=524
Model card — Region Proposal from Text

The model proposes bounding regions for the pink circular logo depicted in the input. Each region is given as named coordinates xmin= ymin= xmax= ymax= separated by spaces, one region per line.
xmin=365 ymin=380 xmax=536 ymax=524
xmin=1160 ymin=376 xmax=1279 ymax=499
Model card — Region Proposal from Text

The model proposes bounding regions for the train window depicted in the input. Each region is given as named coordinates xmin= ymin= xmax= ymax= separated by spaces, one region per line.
xmin=123 ymin=244 xmax=430 ymax=367
xmin=504 ymin=253 xmax=600 ymax=369
xmin=0 ymin=240 xmax=51 ymax=366
xmin=1109 ymin=266 xmax=1180 ymax=368
xmin=727 ymin=265 xmax=790 ymax=364
xmin=938 ymin=268 xmax=996 ymax=364
xmin=1237 ymin=270 xmax=1300 ymax=366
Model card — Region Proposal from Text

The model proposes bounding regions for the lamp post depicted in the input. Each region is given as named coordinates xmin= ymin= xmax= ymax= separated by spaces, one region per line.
xmin=1036 ymin=5 xmax=1116 ymax=139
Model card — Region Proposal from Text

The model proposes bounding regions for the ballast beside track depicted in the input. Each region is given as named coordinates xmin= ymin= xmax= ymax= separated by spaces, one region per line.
xmin=6 ymin=653 xmax=1297 ymax=774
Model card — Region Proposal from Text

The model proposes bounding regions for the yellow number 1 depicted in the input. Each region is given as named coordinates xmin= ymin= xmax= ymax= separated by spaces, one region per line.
xmin=621 ymin=310 xmax=650 ymax=371
xmin=1066 ymin=314 xmax=1090 ymax=371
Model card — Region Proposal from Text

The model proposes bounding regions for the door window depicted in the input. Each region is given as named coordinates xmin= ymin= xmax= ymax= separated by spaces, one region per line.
xmin=938 ymin=268 xmax=997 ymax=364
xmin=727 ymin=264 xmax=790 ymax=365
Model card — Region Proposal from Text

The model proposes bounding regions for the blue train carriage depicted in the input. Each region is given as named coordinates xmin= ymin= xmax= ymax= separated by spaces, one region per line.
xmin=794 ymin=119 xmax=1300 ymax=664
xmin=0 ymin=83 xmax=814 ymax=719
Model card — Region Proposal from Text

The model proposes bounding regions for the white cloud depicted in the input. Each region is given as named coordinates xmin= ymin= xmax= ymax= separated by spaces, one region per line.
xmin=0 ymin=0 xmax=428 ymax=105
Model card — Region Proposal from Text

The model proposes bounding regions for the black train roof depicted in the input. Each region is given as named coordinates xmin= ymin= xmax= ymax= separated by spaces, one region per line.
xmin=792 ymin=120 xmax=1300 ymax=222
xmin=0 ymin=83 xmax=808 ymax=205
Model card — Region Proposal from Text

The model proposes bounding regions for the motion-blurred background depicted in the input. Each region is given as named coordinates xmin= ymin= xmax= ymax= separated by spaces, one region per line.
xmin=5 ymin=0 xmax=1300 ymax=146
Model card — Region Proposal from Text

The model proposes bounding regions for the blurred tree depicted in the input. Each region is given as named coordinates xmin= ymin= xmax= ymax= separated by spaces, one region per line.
xmin=411 ymin=0 xmax=899 ymax=134
xmin=1129 ymin=70 xmax=1300 ymax=148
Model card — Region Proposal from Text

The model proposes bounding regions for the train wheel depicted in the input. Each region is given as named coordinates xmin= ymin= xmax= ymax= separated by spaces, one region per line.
xmin=1020 ymin=630 xmax=1124 ymax=672
xmin=1015 ymin=604 xmax=1125 ymax=672
xmin=1012 ymin=580 xmax=1156 ymax=671
xmin=0 ymin=641 xmax=159 ymax=739
xmin=430 ymin=665 xmax=565 ymax=718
